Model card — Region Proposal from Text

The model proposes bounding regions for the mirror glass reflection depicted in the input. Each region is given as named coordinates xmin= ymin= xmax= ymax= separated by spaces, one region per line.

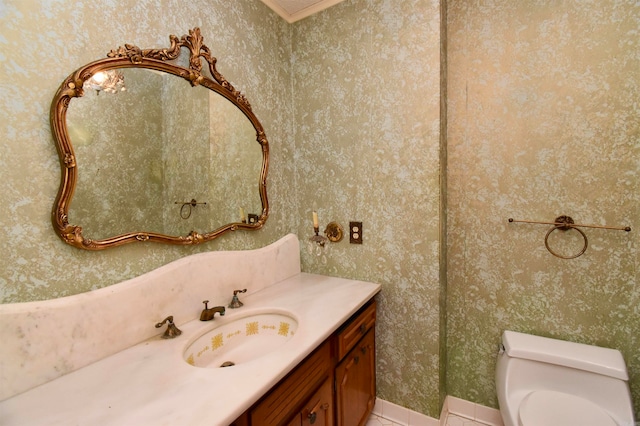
xmin=65 ymin=68 xmax=263 ymax=240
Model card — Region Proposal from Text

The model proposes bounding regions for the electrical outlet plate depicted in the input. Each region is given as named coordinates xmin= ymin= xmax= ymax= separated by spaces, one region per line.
xmin=349 ymin=221 xmax=363 ymax=244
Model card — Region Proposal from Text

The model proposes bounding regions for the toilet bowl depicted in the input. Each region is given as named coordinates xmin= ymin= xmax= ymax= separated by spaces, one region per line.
xmin=496 ymin=330 xmax=635 ymax=426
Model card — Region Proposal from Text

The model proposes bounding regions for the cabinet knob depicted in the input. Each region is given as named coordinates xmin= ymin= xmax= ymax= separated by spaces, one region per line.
xmin=359 ymin=324 xmax=367 ymax=334
xmin=307 ymin=403 xmax=329 ymax=425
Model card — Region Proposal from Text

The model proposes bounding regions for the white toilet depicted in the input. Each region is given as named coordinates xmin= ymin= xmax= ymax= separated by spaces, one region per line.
xmin=496 ymin=330 xmax=635 ymax=426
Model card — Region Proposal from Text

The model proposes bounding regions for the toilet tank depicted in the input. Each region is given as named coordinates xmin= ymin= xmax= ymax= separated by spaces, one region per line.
xmin=496 ymin=331 xmax=635 ymax=426
xmin=501 ymin=330 xmax=629 ymax=380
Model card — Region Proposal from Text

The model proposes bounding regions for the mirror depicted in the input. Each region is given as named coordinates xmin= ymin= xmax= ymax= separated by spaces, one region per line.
xmin=51 ymin=28 xmax=269 ymax=250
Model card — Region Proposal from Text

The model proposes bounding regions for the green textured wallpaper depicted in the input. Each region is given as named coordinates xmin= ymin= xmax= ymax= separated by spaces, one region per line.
xmin=1 ymin=0 xmax=637 ymax=420
xmin=69 ymin=69 xmax=166 ymax=238
xmin=446 ymin=0 xmax=639 ymax=417
xmin=291 ymin=0 xmax=443 ymax=416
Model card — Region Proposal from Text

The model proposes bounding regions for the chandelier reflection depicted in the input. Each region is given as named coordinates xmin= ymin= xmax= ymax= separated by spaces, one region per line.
xmin=84 ymin=70 xmax=126 ymax=94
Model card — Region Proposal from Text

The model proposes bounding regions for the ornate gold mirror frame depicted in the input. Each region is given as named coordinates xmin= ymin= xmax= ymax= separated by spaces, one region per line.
xmin=51 ymin=28 xmax=269 ymax=250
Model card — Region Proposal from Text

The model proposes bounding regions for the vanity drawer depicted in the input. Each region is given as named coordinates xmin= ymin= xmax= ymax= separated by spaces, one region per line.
xmin=336 ymin=300 xmax=376 ymax=360
xmin=250 ymin=340 xmax=332 ymax=426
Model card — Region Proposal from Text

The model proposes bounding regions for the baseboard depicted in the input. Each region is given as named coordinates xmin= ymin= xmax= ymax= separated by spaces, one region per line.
xmin=372 ymin=395 xmax=503 ymax=426
xmin=440 ymin=396 xmax=504 ymax=426
xmin=372 ymin=398 xmax=439 ymax=426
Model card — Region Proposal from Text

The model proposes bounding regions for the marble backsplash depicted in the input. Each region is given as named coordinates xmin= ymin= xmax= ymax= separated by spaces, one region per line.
xmin=0 ymin=234 xmax=300 ymax=401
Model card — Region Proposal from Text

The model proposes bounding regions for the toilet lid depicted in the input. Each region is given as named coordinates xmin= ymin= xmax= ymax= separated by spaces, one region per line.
xmin=518 ymin=390 xmax=618 ymax=426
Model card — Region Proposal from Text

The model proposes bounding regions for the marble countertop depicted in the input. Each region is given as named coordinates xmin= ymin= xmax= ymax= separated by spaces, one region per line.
xmin=0 ymin=273 xmax=380 ymax=426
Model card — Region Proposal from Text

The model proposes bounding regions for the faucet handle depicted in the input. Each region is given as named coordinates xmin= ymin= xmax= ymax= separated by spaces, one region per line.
xmin=155 ymin=316 xmax=182 ymax=339
xmin=229 ymin=289 xmax=247 ymax=309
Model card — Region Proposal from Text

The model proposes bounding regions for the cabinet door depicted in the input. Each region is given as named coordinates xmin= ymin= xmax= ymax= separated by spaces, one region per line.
xmin=335 ymin=329 xmax=375 ymax=426
xmin=286 ymin=413 xmax=302 ymax=426
xmin=301 ymin=379 xmax=333 ymax=426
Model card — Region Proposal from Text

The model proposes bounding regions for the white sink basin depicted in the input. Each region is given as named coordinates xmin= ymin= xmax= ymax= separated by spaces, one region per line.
xmin=184 ymin=311 xmax=298 ymax=368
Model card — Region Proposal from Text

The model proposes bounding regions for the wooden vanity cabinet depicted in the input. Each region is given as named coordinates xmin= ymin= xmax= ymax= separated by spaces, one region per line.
xmin=334 ymin=329 xmax=375 ymax=426
xmin=230 ymin=412 xmax=249 ymax=426
xmin=334 ymin=301 xmax=376 ymax=426
xmin=233 ymin=299 xmax=376 ymax=426
xmin=250 ymin=340 xmax=332 ymax=426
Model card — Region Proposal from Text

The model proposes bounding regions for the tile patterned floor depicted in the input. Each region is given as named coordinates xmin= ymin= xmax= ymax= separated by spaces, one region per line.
xmin=367 ymin=413 xmax=489 ymax=426
xmin=366 ymin=414 xmax=403 ymax=426
xmin=443 ymin=414 xmax=492 ymax=426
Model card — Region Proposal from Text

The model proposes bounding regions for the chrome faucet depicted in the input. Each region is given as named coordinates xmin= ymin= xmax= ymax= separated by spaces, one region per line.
xmin=200 ymin=300 xmax=225 ymax=321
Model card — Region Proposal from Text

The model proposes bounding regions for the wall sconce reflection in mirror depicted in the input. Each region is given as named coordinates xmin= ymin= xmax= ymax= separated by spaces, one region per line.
xmin=83 ymin=70 xmax=127 ymax=94
xmin=308 ymin=211 xmax=344 ymax=260
xmin=238 ymin=208 xmax=259 ymax=224
xmin=176 ymin=199 xmax=207 ymax=219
